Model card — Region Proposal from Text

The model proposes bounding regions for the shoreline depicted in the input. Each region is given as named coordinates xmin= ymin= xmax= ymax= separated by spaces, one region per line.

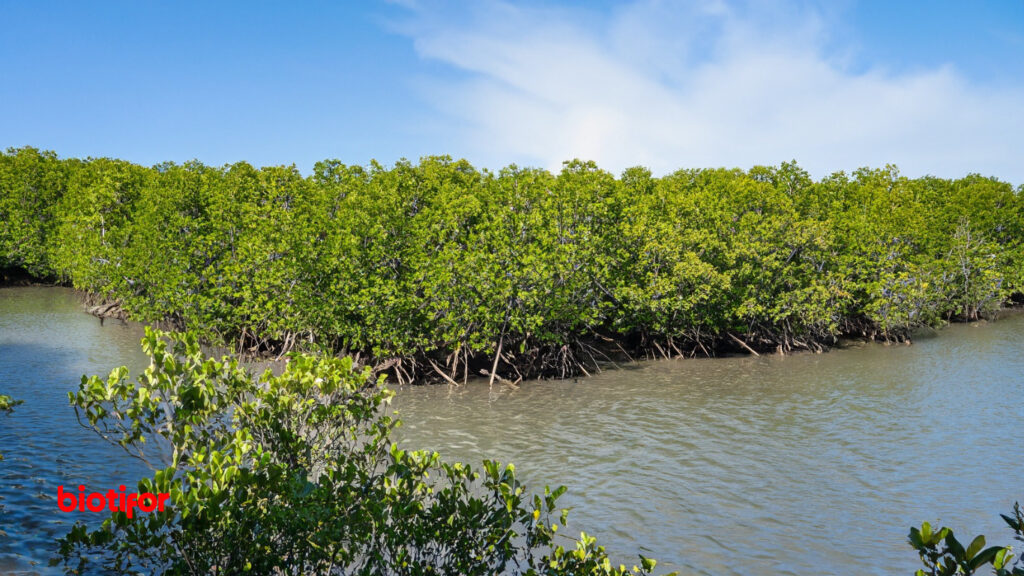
xmin=4 ymin=282 xmax=1021 ymax=386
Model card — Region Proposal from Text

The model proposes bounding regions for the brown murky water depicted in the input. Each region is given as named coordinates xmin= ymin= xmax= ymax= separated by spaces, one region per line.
xmin=2 ymin=286 xmax=1022 ymax=575
xmin=391 ymin=314 xmax=1024 ymax=575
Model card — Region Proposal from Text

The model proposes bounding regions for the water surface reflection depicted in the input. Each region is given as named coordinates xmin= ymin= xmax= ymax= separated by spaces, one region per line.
xmin=393 ymin=316 xmax=1024 ymax=575
xmin=0 ymin=287 xmax=150 ymax=575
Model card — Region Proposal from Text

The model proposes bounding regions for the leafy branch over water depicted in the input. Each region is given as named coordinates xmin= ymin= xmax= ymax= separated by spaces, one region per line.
xmin=910 ymin=503 xmax=1024 ymax=575
xmin=0 ymin=393 xmax=22 ymax=460
xmin=0 ymin=393 xmax=21 ymax=412
xmin=56 ymin=328 xmax=674 ymax=575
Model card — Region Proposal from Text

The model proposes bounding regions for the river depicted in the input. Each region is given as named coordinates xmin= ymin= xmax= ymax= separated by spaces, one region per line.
xmin=1 ymin=286 xmax=1022 ymax=575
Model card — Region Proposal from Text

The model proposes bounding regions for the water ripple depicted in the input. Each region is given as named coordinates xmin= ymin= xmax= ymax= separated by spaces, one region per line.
xmin=393 ymin=315 xmax=1024 ymax=576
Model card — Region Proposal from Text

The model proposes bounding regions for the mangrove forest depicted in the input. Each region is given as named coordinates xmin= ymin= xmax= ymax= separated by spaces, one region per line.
xmin=1 ymin=146 xmax=1022 ymax=383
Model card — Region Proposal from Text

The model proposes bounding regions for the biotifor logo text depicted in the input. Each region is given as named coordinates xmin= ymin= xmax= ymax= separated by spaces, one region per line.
xmin=57 ymin=485 xmax=170 ymax=519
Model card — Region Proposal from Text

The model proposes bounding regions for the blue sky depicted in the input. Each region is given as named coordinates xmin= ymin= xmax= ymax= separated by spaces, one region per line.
xmin=1 ymin=0 xmax=1022 ymax=182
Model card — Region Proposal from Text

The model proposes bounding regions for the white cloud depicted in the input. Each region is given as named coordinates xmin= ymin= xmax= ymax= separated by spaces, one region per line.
xmin=397 ymin=0 xmax=1024 ymax=183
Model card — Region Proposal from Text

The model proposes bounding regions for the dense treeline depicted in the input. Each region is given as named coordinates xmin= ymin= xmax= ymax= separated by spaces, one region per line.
xmin=2 ymin=146 xmax=1022 ymax=382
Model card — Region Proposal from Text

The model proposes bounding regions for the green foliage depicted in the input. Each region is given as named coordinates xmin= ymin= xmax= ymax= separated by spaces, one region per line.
xmin=0 ymin=392 xmax=20 ymax=459
xmin=48 ymin=158 xmax=149 ymax=294
xmin=909 ymin=503 xmax=1024 ymax=575
xmin=56 ymin=328 xmax=674 ymax=576
xmin=2 ymin=147 xmax=1022 ymax=378
xmin=0 ymin=147 xmax=67 ymax=277
xmin=0 ymin=393 xmax=21 ymax=412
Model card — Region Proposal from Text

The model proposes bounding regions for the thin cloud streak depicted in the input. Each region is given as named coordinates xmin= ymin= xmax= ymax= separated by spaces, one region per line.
xmin=398 ymin=0 xmax=1024 ymax=183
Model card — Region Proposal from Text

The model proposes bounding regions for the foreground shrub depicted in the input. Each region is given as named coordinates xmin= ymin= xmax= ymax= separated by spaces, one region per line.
xmin=56 ymin=328 xmax=671 ymax=576
xmin=910 ymin=503 xmax=1024 ymax=575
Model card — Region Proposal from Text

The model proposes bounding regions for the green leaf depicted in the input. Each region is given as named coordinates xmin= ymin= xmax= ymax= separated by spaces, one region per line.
xmin=969 ymin=546 xmax=1006 ymax=571
xmin=965 ymin=534 xmax=985 ymax=560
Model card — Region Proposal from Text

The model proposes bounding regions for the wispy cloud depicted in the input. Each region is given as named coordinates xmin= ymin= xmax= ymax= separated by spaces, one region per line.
xmin=394 ymin=0 xmax=1024 ymax=183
